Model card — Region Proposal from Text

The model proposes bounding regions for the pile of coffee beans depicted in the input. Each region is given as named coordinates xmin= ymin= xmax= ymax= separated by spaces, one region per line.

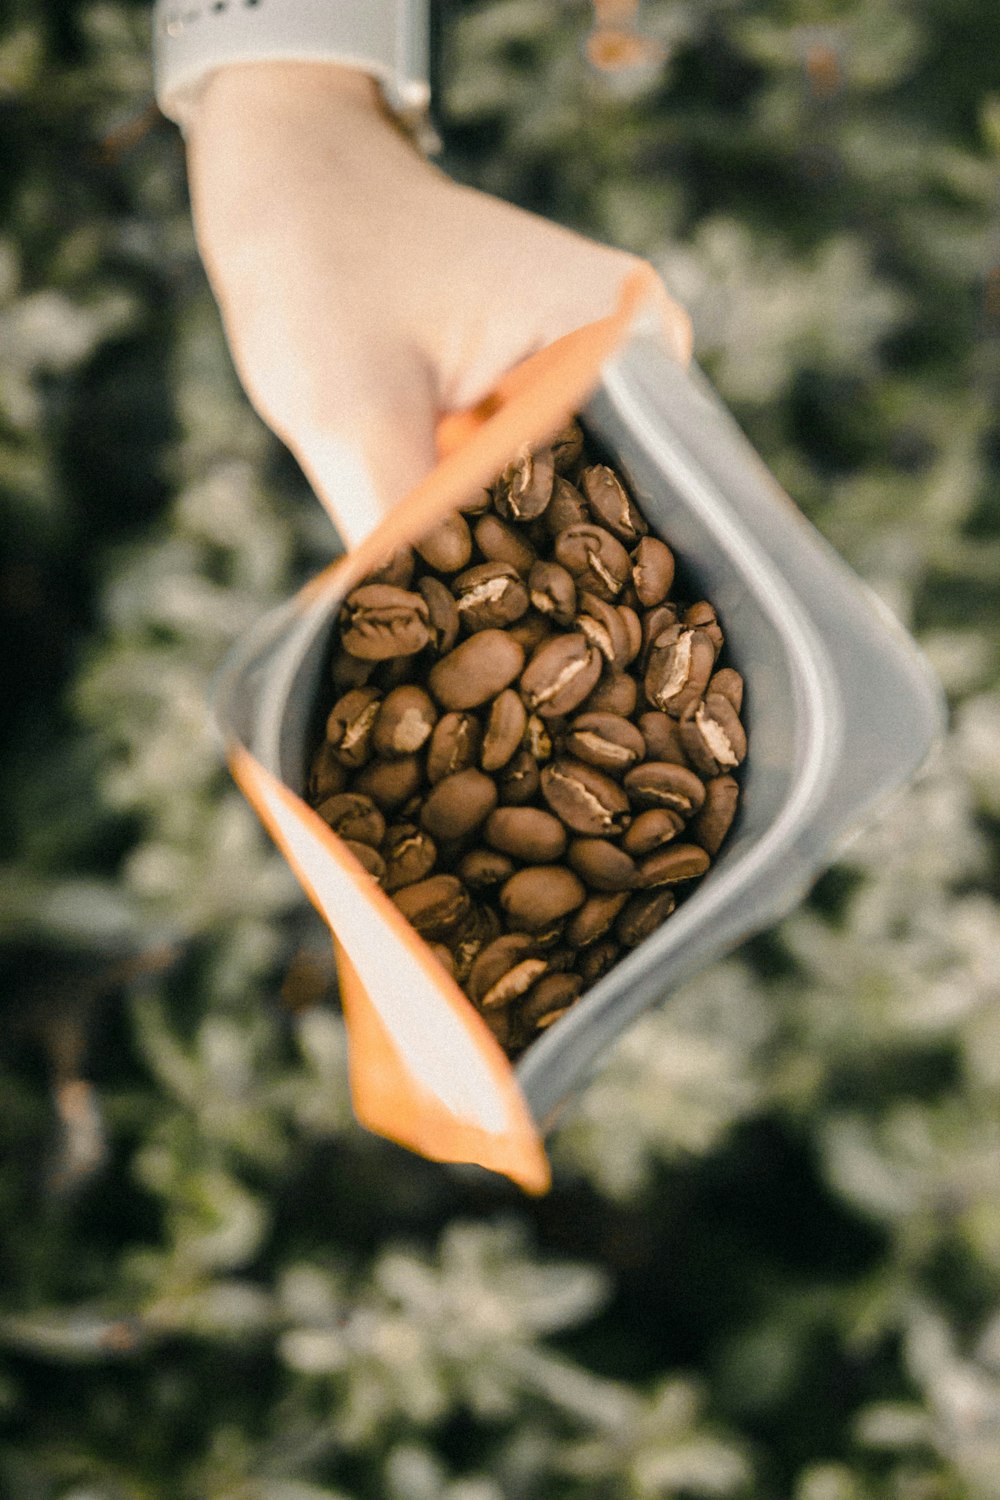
xmin=307 ymin=421 xmax=746 ymax=1056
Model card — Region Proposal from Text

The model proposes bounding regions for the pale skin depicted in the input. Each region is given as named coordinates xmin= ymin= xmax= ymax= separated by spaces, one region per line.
xmin=185 ymin=61 xmax=692 ymax=546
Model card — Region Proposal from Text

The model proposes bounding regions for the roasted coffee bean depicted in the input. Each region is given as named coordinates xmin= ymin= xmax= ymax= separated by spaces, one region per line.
xmin=450 ymin=903 xmax=502 ymax=983
xmin=420 ymin=768 xmax=498 ymax=841
xmin=481 ymin=688 xmax=527 ymax=772
xmin=485 ymin=806 xmax=567 ymax=863
xmin=554 ymin=523 xmax=630 ymax=601
xmin=496 ymin=446 xmax=555 ymax=521
xmin=382 ymin=823 xmax=438 ymax=893
xmin=563 ymin=712 xmax=646 ymax=776
xmin=637 ymin=842 xmax=711 ymax=888
xmin=458 ymin=847 xmax=517 ymax=890
xmin=622 ymin=807 xmax=686 ymax=856
xmin=575 ymin=591 xmax=631 ymax=667
xmin=308 ymin=742 xmax=348 ymax=802
xmin=362 ymin=545 xmax=416 ymax=590
xmin=353 ymin=755 xmax=423 ymax=812
xmin=520 ymin=633 xmax=603 ymax=718
xmin=331 ymin=647 xmax=375 ymax=693
xmin=623 ymin=761 xmax=706 ymax=816
xmin=640 ymin=603 xmax=680 ymax=666
xmin=689 ymin=774 xmax=739 ymax=855
xmin=582 ymin=672 xmax=639 ymax=717
xmin=459 ymin=486 xmax=493 ymax=517
xmin=426 ymin=711 xmax=481 ymax=785
xmin=567 ymin=838 xmax=639 ymax=892
xmin=543 ymin=476 xmax=590 ymax=535
xmin=519 ymin=971 xmax=582 ymax=1032
xmin=429 ymin=630 xmax=525 ymax=711
xmin=541 ymin=758 xmax=631 ymax=837
xmin=708 ymin=667 xmax=744 ymax=714
xmin=644 ymin=624 xmax=716 ymax=716
xmin=566 ymin=891 xmax=629 ymax=947
xmin=314 ymin=791 xmax=386 ymax=847
xmin=508 ymin=611 xmax=554 ymax=656
xmin=474 ymin=514 xmax=537 ymax=577
xmin=684 ymin=600 xmax=724 ymax=654
xmin=679 ymin=693 xmax=747 ymax=776
xmin=372 ymin=685 xmax=437 ymax=758
xmin=414 ymin=512 xmax=473 ymax=574
xmin=550 ymin=420 xmax=585 ymax=474
xmin=523 ymin=714 xmax=554 ymax=761
xmin=497 ymin=747 xmax=540 ymax=805
xmin=392 ymin=874 xmax=472 ymax=941
xmin=499 ymin=865 xmax=586 ymax=931
xmin=581 ymin=464 xmax=647 ymax=543
xmin=578 ymin=939 xmax=620 ymax=985
xmin=630 ymin=536 xmax=675 ymax=607
xmin=416 ymin=575 xmax=460 ymax=654
xmin=528 ymin=561 xmax=577 ymax=626
xmin=340 ymin=584 xmax=430 ymax=660
xmin=343 ymin=840 xmax=386 ymax=882
xmin=638 ymin=710 xmax=691 ymax=765
xmin=618 ymin=605 xmax=642 ymax=665
xmin=615 ymin=889 xmax=677 ymax=948
xmin=453 ymin=561 xmax=529 ymax=632
xmin=325 ymin=685 xmax=382 ymax=768
xmin=468 ymin=933 xmax=545 ymax=1009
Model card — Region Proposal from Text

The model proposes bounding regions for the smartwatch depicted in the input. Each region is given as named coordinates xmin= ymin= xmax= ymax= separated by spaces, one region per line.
xmin=152 ymin=0 xmax=434 ymax=139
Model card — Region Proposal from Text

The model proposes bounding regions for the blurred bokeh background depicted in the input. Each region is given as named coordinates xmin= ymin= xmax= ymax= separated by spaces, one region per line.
xmin=2 ymin=1 xmax=999 ymax=1496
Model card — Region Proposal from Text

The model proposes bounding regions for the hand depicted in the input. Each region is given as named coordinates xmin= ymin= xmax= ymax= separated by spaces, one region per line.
xmin=185 ymin=62 xmax=691 ymax=546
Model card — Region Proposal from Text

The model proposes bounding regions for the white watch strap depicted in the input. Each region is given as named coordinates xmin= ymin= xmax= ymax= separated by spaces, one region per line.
xmin=153 ymin=0 xmax=431 ymax=135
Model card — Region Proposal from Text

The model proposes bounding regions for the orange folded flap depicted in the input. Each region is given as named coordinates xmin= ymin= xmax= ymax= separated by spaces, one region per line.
xmin=221 ymin=263 xmax=675 ymax=1192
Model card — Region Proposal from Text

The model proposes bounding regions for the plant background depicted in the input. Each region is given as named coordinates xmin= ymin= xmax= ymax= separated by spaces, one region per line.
xmin=2 ymin=0 xmax=999 ymax=1496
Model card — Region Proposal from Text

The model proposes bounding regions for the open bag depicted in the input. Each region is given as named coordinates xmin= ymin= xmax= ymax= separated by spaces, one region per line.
xmin=213 ymin=268 xmax=944 ymax=1194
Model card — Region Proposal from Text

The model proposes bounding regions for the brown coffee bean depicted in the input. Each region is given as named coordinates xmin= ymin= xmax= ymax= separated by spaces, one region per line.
xmin=563 ymin=712 xmax=646 ymax=776
xmin=623 ymin=761 xmax=706 ymax=817
xmin=426 ymin=711 xmax=481 ymax=785
xmin=508 ymin=611 xmax=554 ymax=656
xmin=353 ymin=755 xmax=423 ymax=812
xmin=679 ymin=693 xmax=747 ymax=776
xmin=307 ymin=742 xmax=348 ymax=803
xmin=581 ymin=672 xmax=639 ymax=717
xmin=416 ymin=575 xmax=460 ymax=654
xmin=343 ymin=840 xmax=386 ymax=882
xmin=615 ymin=888 xmax=677 ymax=948
xmin=638 ymin=843 xmax=711 ymax=888
xmin=528 ymin=561 xmax=577 ymax=626
xmin=638 ymin=711 xmax=691 ymax=765
xmin=497 ymin=748 xmax=540 ymax=805
xmin=481 ymin=688 xmax=528 ymax=773
xmin=543 ymin=476 xmax=590 ymax=534
xmin=330 ymin=648 xmax=375 ymax=693
xmin=420 ymin=767 xmax=498 ymax=841
xmin=453 ymin=562 xmax=529 ymax=632
xmin=362 ymin=545 xmax=416 ymax=590
xmin=684 ymin=600 xmax=724 ymax=654
xmin=519 ymin=971 xmax=582 ymax=1032
xmin=520 ymin=633 xmax=603 ymax=718
xmin=499 ymin=865 xmax=586 ymax=931
xmin=575 ymin=591 xmax=631 ymax=668
xmin=689 ymin=774 xmax=739 ymax=855
xmin=618 ymin=605 xmax=642 ymax=665
xmin=428 ymin=630 xmax=525 ymax=711
xmin=325 ymin=686 xmax=382 ymax=768
xmin=459 ymin=486 xmax=493 ymax=517
xmin=578 ymin=939 xmax=620 ymax=985
xmin=523 ymin=714 xmax=554 ymax=761
xmin=708 ymin=667 xmax=744 ymax=714
xmin=382 ymin=823 xmax=438 ymax=893
xmin=541 ymin=758 xmax=631 ymax=837
xmin=554 ymin=523 xmax=631 ymax=601
xmin=458 ymin=847 xmax=517 ymax=890
xmin=566 ymin=891 xmax=629 ymax=947
xmin=392 ymin=874 xmax=472 ymax=941
xmin=630 ymin=536 xmax=675 ymax=607
xmin=622 ymin=807 xmax=685 ymax=856
xmin=372 ymin=684 xmax=437 ymax=757
xmin=581 ymin=464 xmax=647 ymax=543
xmin=340 ymin=584 xmax=430 ymax=660
xmin=314 ymin=791 xmax=386 ymax=846
xmin=474 ymin=514 xmax=537 ymax=577
xmin=644 ymin=625 xmax=716 ymax=716
xmin=468 ymin=933 xmax=545 ymax=1008
xmin=550 ymin=420 xmax=585 ymax=474
xmin=640 ymin=603 xmax=680 ymax=666
xmin=567 ymin=838 xmax=639 ymax=892
xmin=496 ymin=446 xmax=555 ymax=521
xmin=485 ymin=806 xmax=567 ymax=863
xmin=414 ymin=512 xmax=473 ymax=574
xmin=450 ymin=903 xmax=502 ymax=983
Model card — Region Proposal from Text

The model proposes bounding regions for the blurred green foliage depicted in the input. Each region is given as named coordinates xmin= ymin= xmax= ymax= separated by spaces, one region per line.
xmin=1 ymin=1 xmax=999 ymax=1496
